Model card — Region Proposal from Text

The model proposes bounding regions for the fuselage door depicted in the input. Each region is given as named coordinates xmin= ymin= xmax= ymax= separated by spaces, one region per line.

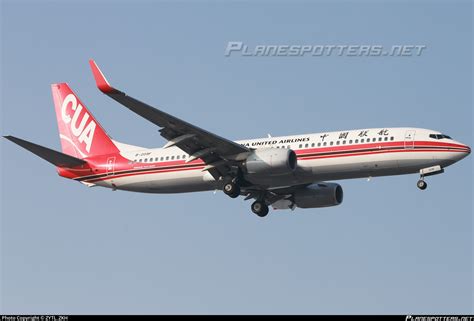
xmin=404 ymin=130 xmax=416 ymax=149
xmin=106 ymin=156 xmax=116 ymax=176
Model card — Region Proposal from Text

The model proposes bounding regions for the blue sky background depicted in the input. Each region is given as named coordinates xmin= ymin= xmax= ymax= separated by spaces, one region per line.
xmin=1 ymin=0 xmax=472 ymax=314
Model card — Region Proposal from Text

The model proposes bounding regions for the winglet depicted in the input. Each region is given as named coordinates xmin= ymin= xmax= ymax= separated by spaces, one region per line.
xmin=89 ymin=59 xmax=115 ymax=93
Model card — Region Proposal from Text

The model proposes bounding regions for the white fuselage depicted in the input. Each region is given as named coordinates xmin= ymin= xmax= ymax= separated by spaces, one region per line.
xmin=89 ymin=127 xmax=470 ymax=193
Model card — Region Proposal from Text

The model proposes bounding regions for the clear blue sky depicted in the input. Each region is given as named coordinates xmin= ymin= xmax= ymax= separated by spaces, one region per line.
xmin=1 ymin=0 xmax=472 ymax=314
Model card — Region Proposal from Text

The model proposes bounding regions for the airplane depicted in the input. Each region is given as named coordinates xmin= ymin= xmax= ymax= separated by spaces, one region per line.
xmin=4 ymin=60 xmax=471 ymax=217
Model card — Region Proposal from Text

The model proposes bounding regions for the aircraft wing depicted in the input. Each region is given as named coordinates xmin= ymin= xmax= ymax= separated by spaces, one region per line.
xmin=89 ymin=60 xmax=250 ymax=179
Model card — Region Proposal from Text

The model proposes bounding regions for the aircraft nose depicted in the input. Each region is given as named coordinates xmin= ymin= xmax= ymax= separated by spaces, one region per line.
xmin=450 ymin=141 xmax=470 ymax=163
xmin=454 ymin=140 xmax=471 ymax=155
xmin=458 ymin=143 xmax=471 ymax=158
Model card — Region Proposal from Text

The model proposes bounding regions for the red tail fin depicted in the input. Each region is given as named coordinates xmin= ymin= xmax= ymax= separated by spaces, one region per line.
xmin=51 ymin=83 xmax=119 ymax=158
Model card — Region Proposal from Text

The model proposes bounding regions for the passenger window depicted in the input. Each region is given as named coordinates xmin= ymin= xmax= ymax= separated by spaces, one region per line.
xmin=373 ymin=138 xmax=376 ymax=142
xmin=160 ymin=157 xmax=164 ymax=161
xmin=349 ymin=140 xmax=353 ymax=144
xmin=299 ymin=144 xmax=302 ymax=148
xmin=343 ymin=140 xmax=346 ymax=144
xmin=361 ymin=139 xmax=364 ymax=143
xmin=311 ymin=143 xmax=315 ymax=147
xmin=323 ymin=142 xmax=327 ymax=146
xmin=330 ymin=141 xmax=333 ymax=146
xmin=166 ymin=156 xmax=169 ymax=160
xmin=171 ymin=156 xmax=175 ymax=160
xmin=317 ymin=143 xmax=321 ymax=147
xmin=378 ymin=137 xmax=382 ymax=142
xmin=390 ymin=137 xmax=394 ymax=141
xmin=305 ymin=143 xmax=309 ymax=148
xmin=139 ymin=159 xmax=142 ymax=162
xmin=336 ymin=141 xmax=340 ymax=145
xmin=355 ymin=139 xmax=359 ymax=143
xmin=384 ymin=137 xmax=388 ymax=141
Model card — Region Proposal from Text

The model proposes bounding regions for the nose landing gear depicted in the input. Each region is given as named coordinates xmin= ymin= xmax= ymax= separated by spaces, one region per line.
xmin=416 ymin=165 xmax=444 ymax=191
xmin=417 ymin=179 xmax=427 ymax=190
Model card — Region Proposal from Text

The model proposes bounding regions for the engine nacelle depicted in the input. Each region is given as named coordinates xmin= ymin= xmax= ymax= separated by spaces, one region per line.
xmin=293 ymin=183 xmax=343 ymax=208
xmin=244 ymin=148 xmax=297 ymax=176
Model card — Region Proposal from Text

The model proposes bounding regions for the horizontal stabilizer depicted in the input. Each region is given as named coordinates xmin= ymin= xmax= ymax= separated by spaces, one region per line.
xmin=4 ymin=136 xmax=87 ymax=167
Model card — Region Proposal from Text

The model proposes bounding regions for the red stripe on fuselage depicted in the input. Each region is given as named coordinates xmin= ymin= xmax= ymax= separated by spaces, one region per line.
xmin=82 ymin=143 xmax=467 ymax=183
xmin=86 ymin=165 xmax=206 ymax=183
xmin=294 ymin=140 xmax=468 ymax=156
xmin=298 ymin=147 xmax=467 ymax=160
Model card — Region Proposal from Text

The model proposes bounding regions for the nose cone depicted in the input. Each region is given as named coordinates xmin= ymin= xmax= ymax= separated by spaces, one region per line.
xmin=443 ymin=140 xmax=471 ymax=165
xmin=456 ymin=142 xmax=471 ymax=161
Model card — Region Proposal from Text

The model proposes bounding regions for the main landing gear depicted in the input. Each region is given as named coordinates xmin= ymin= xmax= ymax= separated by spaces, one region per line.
xmin=222 ymin=178 xmax=270 ymax=217
xmin=251 ymin=200 xmax=269 ymax=217
xmin=223 ymin=180 xmax=240 ymax=198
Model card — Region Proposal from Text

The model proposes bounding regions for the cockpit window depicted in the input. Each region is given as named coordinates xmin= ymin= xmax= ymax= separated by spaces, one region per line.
xmin=429 ymin=134 xmax=452 ymax=140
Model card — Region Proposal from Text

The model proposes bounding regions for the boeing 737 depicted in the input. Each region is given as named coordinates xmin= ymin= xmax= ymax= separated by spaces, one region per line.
xmin=4 ymin=60 xmax=471 ymax=217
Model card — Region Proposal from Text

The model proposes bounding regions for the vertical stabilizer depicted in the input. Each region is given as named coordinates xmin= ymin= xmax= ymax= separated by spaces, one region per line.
xmin=51 ymin=83 xmax=119 ymax=158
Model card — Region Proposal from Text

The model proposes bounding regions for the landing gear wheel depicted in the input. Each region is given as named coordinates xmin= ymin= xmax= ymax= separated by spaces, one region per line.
xmin=417 ymin=179 xmax=427 ymax=190
xmin=251 ymin=201 xmax=269 ymax=217
xmin=223 ymin=181 xmax=240 ymax=198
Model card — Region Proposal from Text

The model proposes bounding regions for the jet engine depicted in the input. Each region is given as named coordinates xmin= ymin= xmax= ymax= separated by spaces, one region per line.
xmin=293 ymin=183 xmax=343 ymax=208
xmin=244 ymin=148 xmax=297 ymax=176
